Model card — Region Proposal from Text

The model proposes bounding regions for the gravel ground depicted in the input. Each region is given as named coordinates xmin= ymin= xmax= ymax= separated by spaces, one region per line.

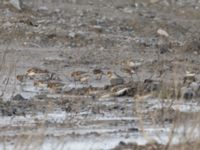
xmin=0 ymin=0 xmax=200 ymax=149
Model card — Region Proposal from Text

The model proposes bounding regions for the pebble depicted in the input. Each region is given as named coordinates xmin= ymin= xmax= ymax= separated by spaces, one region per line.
xmin=12 ymin=94 xmax=26 ymax=101
xmin=68 ymin=32 xmax=76 ymax=38
xmin=128 ymin=127 xmax=139 ymax=132
xmin=113 ymin=87 xmax=131 ymax=97
xmin=110 ymin=78 xmax=124 ymax=86
xmin=127 ymin=61 xmax=141 ymax=69
xmin=180 ymin=87 xmax=194 ymax=100
xmin=9 ymin=0 xmax=22 ymax=11
xmin=157 ymin=28 xmax=169 ymax=37
xmin=183 ymin=72 xmax=196 ymax=84
xmin=190 ymin=82 xmax=199 ymax=93
xmin=107 ymin=72 xmax=125 ymax=86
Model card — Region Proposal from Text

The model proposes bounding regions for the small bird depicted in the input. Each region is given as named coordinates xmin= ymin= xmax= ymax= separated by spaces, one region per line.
xmin=34 ymin=80 xmax=47 ymax=88
xmin=48 ymin=73 xmax=61 ymax=81
xmin=71 ymin=71 xmax=86 ymax=80
xmin=47 ymin=82 xmax=65 ymax=91
xmin=127 ymin=61 xmax=141 ymax=69
xmin=121 ymin=60 xmax=141 ymax=81
xmin=16 ymin=75 xmax=27 ymax=91
xmin=26 ymin=67 xmax=49 ymax=77
xmin=121 ymin=67 xmax=135 ymax=76
xmin=70 ymin=70 xmax=89 ymax=84
xmin=107 ymin=71 xmax=124 ymax=86
xmin=80 ymin=74 xmax=90 ymax=84
xmin=16 ymin=75 xmax=27 ymax=82
xmin=93 ymin=69 xmax=104 ymax=80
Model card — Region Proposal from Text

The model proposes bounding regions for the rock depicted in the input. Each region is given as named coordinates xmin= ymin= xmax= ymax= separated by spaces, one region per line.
xmin=144 ymin=79 xmax=161 ymax=92
xmin=107 ymin=72 xmax=125 ymax=86
xmin=184 ymin=38 xmax=200 ymax=54
xmin=128 ymin=127 xmax=139 ymax=132
xmin=26 ymin=67 xmax=49 ymax=77
xmin=190 ymin=82 xmax=199 ymax=92
xmin=64 ymin=104 xmax=72 ymax=112
xmin=159 ymin=46 xmax=169 ymax=54
xmin=9 ymin=0 xmax=22 ymax=11
xmin=127 ymin=61 xmax=141 ymax=69
xmin=119 ymin=141 xmax=126 ymax=146
xmin=68 ymin=32 xmax=76 ymax=38
xmin=157 ymin=28 xmax=169 ymax=37
xmin=181 ymin=87 xmax=194 ymax=100
xmin=183 ymin=72 xmax=196 ymax=84
xmin=13 ymin=94 xmax=26 ymax=101
xmin=110 ymin=78 xmax=124 ymax=86
xmin=92 ymin=25 xmax=103 ymax=33
xmin=2 ymin=21 xmax=12 ymax=29
xmin=113 ymin=87 xmax=131 ymax=97
xmin=1 ymin=107 xmax=13 ymax=116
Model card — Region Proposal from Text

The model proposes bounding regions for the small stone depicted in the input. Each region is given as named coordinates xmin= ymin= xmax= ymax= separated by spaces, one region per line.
xmin=68 ymin=32 xmax=76 ymax=38
xmin=128 ymin=127 xmax=139 ymax=132
xmin=92 ymin=25 xmax=103 ymax=33
xmin=160 ymin=46 xmax=169 ymax=54
xmin=190 ymin=82 xmax=199 ymax=92
xmin=65 ymin=105 xmax=72 ymax=112
xmin=119 ymin=141 xmax=126 ymax=146
xmin=9 ymin=0 xmax=22 ymax=11
xmin=181 ymin=87 xmax=194 ymax=100
xmin=13 ymin=94 xmax=26 ymax=101
xmin=127 ymin=61 xmax=141 ymax=69
xmin=183 ymin=72 xmax=196 ymax=84
xmin=2 ymin=21 xmax=12 ymax=28
xmin=107 ymin=72 xmax=124 ymax=86
xmin=113 ymin=87 xmax=131 ymax=97
xmin=157 ymin=28 xmax=169 ymax=37
xmin=110 ymin=78 xmax=124 ymax=86
xmin=144 ymin=79 xmax=161 ymax=92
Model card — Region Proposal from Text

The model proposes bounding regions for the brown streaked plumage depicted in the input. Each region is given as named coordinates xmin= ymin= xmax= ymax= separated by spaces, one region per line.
xmin=16 ymin=75 xmax=26 ymax=82
xmin=47 ymin=82 xmax=65 ymax=90
xmin=80 ymin=75 xmax=90 ymax=84
xmin=71 ymin=71 xmax=87 ymax=82
xmin=121 ymin=60 xmax=141 ymax=82
xmin=26 ymin=67 xmax=49 ymax=76
xmin=93 ymin=69 xmax=104 ymax=80
xmin=34 ymin=80 xmax=47 ymax=88
xmin=121 ymin=67 xmax=135 ymax=75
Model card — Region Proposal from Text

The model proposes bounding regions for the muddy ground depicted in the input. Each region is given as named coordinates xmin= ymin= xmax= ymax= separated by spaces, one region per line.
xmin=0 ymin=0 xmax=200 ymax=149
